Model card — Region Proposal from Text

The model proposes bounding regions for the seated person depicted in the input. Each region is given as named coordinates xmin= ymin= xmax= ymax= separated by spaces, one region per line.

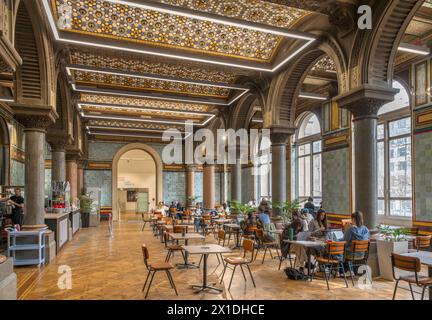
xmin=301 ymin=209 xmax=313 ymax=227
xmin=222 ymin=202 xmax=230 ymax=215
xmin=308 ymin=210 xmax=327 ymax=236
xmin=290 ymin=210 xmax=307 ymax=236
xmin=194 ymin=203 xmax=203 ymax=231
xmin=344 ymin=211 xmax=370 ymax=256
xmin=304 ymin=197 xmax=316 ymax=215
xmin=240 ymin=212 xmax=257 ymax=235
xmin=258 ymin=210 xmax=271 ymax=229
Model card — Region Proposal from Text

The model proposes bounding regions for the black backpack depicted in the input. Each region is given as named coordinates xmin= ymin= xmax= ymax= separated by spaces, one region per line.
xmin=284 ymin=267 xmax=307 ymax=281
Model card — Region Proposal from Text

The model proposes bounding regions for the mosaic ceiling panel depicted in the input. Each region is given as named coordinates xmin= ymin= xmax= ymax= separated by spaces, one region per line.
xmin=72 ymin=69 xmax=231 ymax=98
xmin=424 ymin=0 xmax=432 ymax=8
xmin=81 ymin=104 xmax=206 ymax=120
xmin=79 ymin=93 xmax=212 ymax=112
xmin=86 ymin=119 xmax=185 ymax=131
xmin=156 ymin=0 xmax=310 ymax=28
xmin=311 ymin=56 xmax=336 ymax=73
xmin=52 ymin=0 xmax=292 ymax=62
xmin=69 ymin=50 xmax=237 ymax=83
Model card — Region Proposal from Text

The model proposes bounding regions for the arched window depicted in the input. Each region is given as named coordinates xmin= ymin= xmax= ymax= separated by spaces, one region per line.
xmin=377 ymin=80 xmax=412 ymax=218
xmin=292 ymin=113 xmax=322 ymax=203
xmin=254 ymin=133 xmax=272 ymax=202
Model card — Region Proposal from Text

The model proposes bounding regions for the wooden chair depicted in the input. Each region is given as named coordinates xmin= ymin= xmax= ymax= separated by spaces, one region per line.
xmin=200 ymin=215 xmax=216 ymax=236
xmin=345 ymin=240 xmax=370 ymax=286
xmin=311 ymin=241 xmax=349 ymax=290
xmin=242 ymin=225 xmax=258 ymax=240
xmin=409 ymin=235 xmax=431 ymax=252
xmin=391 ymin=253 xmax=432 ymax=300
xmin=173 ymin=225 xmax=188 ymax=234
xmin=163 ymin=232 xmax=185 ymax=263
xmin=141 ymin=244 xmax=178 ymax=299
xmin=254 ymin=229 xmax=280 ymax=264
xmin=217 ymin=229 xmax=226 ymax=247
xmin=141 ymin=212 xmax=152 ymax=231
xmin=406 ymin=227 xmax=419 ymax=236
xmin=220 ymin=239 xmax=256 ymax=291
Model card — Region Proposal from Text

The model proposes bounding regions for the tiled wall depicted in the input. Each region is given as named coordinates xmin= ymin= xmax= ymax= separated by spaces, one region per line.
xmin=10 ymin=159 xmax=24 ymax=186
xmin=84 ymin=170 xmax=112 ymax=206
xmin=322 ymin=147 xmax=351 ymax=214
xmin=194 ymin=171 xmax=203 ymax=203
xmin=241 ymin=166 xmax=254 ymax=203
xmin=44 ymin=169 xmax=51 ymax=196
xmin=163 ymin=171 xmax=186 ymax=204
xmin=414 ymin=131 xmax=432 ymax=222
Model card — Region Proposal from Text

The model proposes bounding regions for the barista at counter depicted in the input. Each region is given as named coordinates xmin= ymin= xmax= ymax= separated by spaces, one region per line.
xmin=0 ymin=188 xmax=25 ymax=227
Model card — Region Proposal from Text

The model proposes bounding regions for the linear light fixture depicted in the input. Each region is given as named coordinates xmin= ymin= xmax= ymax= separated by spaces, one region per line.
xmin=67 ymin=66 xmax=248 ymax=91
xmin=298 ymin=92 xmax=328 ymax=101
xmin=42 ymin=0 xmax=316 ymax=72
xmin=398 ymin=43 xmax=430 ymax=56
xmin=89 ymin=130 xmax=192 ymax=140
xmin=0 ymin=97 xmax=14 ymax=102
xmin=251 ymin=119 xmax=264 ymax=123
xmin=88 ymin=125 xmax=194 ymax=139
xmin=72 ymin=84 xmax=245 ymax=106
xmin=77 ymin=102 xmax=213 ymax=116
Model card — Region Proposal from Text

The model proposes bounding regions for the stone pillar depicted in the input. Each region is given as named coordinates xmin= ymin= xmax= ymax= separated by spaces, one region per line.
xmin=186 ymin=165 xmax=196 ymax=207
xmin=51 ymin=149 xmax=66 ymax=181
xmin=66 ymin=158 xmax=78 ymax=205
xmin=337 ymin=87 xmax=397 ymax=229
xmin=270 ymin=127 xmax=294 ymax=215
xmin=15 ymin=114 xmax=54 ymax=226
xmin=77 ymin=161 xmax=85 ymax=197
xmin=230 ymin=161 xmax=242 ymax=203
xmin=203 ymin=164 xmax=215 ymax=212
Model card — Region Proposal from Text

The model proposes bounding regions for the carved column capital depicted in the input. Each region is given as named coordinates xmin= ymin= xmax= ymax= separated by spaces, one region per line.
xmin=185 ymin=164 xmax=197 ymax=172
xmin=335 ymin=85 xmax=398 ymax=121
xmin=46 ymin=134 xmax=71 ymax=152
xmin=270 ymin=125 xmax=296 ymax=146
xmin=12 ymin=104 xmax=57 ymax=132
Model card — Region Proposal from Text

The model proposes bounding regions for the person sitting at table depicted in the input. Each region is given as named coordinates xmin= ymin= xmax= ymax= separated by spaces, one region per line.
xmin=308 ymin=209 xmax=327 ymax=236
xmin=240 ymin=212 xmax=257 ymax=236
xmin=222 ymin=202 xmax=230 ymax=215
xmin=290 ymin=210 xmax=306 ymax=236
xmin=344 ymin=211 xmax=370 ymax=253
xmin=258 ymin=208 xmax=271 ymax=231
xmin=159 ymin=202 xmax=169 ymax=217
xmin=304 ymin=197 xmax=315 ymax=215
xmin=194 ymin=202 xmax=203 ymax=231
xmin=301 ymin=209 xmax=314 ymax=226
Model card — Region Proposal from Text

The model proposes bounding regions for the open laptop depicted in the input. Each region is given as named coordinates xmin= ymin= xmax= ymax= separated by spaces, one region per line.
xmin=296 ymin=231 xmax=312 ymax=241
xmin=326 ymin=230 xmax=345 ymax=241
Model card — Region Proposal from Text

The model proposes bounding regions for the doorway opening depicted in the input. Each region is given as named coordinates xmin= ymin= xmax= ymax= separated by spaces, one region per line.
xmin=117 ymin=149 xmax=156 ymax=221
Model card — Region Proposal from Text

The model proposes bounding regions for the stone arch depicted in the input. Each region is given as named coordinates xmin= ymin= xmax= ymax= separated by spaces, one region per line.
xmin=112 ymin=143 xmax=163 ymax=221
xmin=349 ymin=0 xmax=425 ymax=88
xmin=229 ymin=91 xmax=265 ymax=130
xmin=14 ymin=0 xmax=55 ymax=106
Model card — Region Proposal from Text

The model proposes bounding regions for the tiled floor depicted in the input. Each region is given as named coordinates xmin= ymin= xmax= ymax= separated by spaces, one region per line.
xmin=14 ymin=215 xmax=416 ymax=300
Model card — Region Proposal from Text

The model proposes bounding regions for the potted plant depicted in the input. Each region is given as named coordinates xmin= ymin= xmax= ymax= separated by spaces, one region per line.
xmin=230 ymin=201 xmax=256 ymax=219
xmin=271 ymin=199 xmax=300 ymax=224
xmin=79 ymin=194 xmax=93 ymax=228
xmin=376 ymin=225 xmax=409 ymax=281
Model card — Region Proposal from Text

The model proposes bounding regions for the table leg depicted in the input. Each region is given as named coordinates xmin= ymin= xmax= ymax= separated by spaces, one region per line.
xmin=176 ymin=239 xmax=198 ymax=269
xmin=191 ymin=253 xmax=222 ymax=293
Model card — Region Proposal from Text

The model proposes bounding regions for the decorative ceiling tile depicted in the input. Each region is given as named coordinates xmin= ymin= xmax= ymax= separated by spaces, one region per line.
xmin=87 ymin=119 xmax=185 ymax=130
xmin=311 ymin=55 xmax=336 ymax=73
xmin=69 ymin=50 xmax=238 ymax=83
xmin=79 ymin=93 xmax=212 ymax=112
xmin=52 ymin=0 xmax=294 ymax=62
xmin=72 ymin=69 xmax=231 ymax=98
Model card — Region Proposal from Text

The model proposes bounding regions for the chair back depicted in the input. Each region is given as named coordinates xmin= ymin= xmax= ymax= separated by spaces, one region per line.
xmin=173 ymin=225 xmax=187 ymax=233
xmin=391 ymin=253 xmax=421 ymax=282
xmin=163 ymin=217 xmax=172 ymax=225
xmin=351 ymin=240 xmax=370 ymax=256
xmin=142 ymin=244 xmax=150 ymax=269
xmin=242 ymin=238 xmax=255 ymax=262
xmin=255 ymin=229 xmax=264 ymax=241
xmin=415 ymin=235 xmax=431 ymax=249
xmin=406 ymin=227 xmax=419 ymax=236
xmin=327 ymin=241 xmax=346 ymax=256
xmin=247 ymin=225 xmax=258 ymax=233
xmin=169 ymin=207 xmax=176 ymax=213
xmin=217 ymin=229 xmax=225 ymax=241
xmin=163 ymin=231 xmax=170 ymax=247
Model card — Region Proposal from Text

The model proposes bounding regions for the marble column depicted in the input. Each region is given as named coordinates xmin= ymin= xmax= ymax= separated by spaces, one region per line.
xmin=186 ymin=165 xmax=196 ymax=207
xmin=77 ymin=161 xmax=85 ymax=197
xmin=337 ymin=87 xmax=397 ymax=229
xmin=66 ymin=158 xmax=78 ymax=205
xmin=203 ymin=164 xmax=215 ymax=212
xmin=15 ymin=114 xmax=54 ymax=226
xmin=51 ymin=149 xmax=66 ymax=181
xmin=270 ymin=128 xmax=293 ymax=215
xmin=230 ymin=161 xmax=242 ymax=203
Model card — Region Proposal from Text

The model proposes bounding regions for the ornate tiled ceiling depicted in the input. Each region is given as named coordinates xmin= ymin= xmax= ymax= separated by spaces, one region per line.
xmin=86 ymin=119 xmax=185 ymax=131
xmin=311 ymin=56 xmax=336 ymax=73
xmin=51 ymin=0 xmax=312 ymax=62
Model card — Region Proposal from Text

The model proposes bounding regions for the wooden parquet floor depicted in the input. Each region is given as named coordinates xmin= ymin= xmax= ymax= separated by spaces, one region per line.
xmin=14 ymin=217 xmax=415 ymax=300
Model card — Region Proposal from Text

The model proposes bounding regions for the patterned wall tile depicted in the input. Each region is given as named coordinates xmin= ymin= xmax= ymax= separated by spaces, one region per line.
xmin=45 ymin=169 xmax=51 ymax=197
xmin=322 ymin=147 xmax=351 ymax=214
xmin=10 ymin=159 xmax=24 ymax=186
xmin=163 ymin=171 xmax=186 ymax=204
xmin=414 ymin=132 xmax=432 ymax=222
xmin=84 ymin=170 xmax=112 ymax=206
xmin=241 ymin=167 xmax=254 ymax=203
xmin=194 ymin=171 xmax=203 ymax=203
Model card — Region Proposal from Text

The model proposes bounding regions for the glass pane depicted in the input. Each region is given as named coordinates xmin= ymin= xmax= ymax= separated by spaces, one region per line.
xmin=377 ymin=124 xmax=384 ymax=140
xmin=313 ymin=141 xmax=322 ymax=153
xmin=378 ymin=199 xmax=385 ymax=215
xmin=389 ymin=117 xmax=411 ymax=137
xmin=260 ymin=164 xmax=269 ymax=197
xmin=377 ymin=141 xmax=385 ymax=198
xmin=313 ymin=154 xmax=322 ymax=197
xmin=389 ymin=137 xmax=412 ymax=198
xmin=299 ymin=156 xmax=311 ymax=197
xmin=298 ymin=144 xmax=311 ymax=156
xmin=390 ymin=200 xmax=412 ymax=217
xmin=379 ymin=81 xmax=410 ymax=116
xmin=298 ymin=114 xmax=321 ymax=139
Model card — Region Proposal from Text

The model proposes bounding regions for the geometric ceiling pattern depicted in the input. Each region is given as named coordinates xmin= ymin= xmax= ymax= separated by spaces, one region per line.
xmin=53 ymin=0 xmax=310 ymax=62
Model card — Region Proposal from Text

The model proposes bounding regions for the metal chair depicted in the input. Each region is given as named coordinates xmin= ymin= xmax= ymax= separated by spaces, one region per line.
xmin=254 ymin=229 xmax=281 ymax=264
xmin=141 ymin=212 xmax=152 ymax=231
xmin=391 ymin=253 xmax=432 ymax=300
xmin=409 ymin=235 xmax=432 ymax=252
xmin=163 ymin=231 xmax=185 ymax=263
xmin=220 ymin=239 xmax=256 ymax=291
xmin=141 ymin=244 xmax=178 ymax=299
xmin=345 ymin=240 xmax=370 ymax=286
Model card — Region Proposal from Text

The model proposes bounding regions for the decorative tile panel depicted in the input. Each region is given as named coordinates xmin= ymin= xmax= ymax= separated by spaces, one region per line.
xmin=10 ymin=159 xmax=24 ymax=186
xmin=414 ymin=131 xmax=432 ymax=222
xmin=163 ymin=171 xmax=186 ymax=204
xmin=84 ymin=170 xmax=112 ymax=206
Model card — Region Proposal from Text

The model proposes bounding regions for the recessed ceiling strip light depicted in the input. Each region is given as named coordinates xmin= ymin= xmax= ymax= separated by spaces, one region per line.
xmin=398 ymin=42 xmax=430 ymax=55
xmin=298 ymin=92 xmax=328 ymax=101
xmin=42 ymin=0 xmax=315 ymax=72
xmin=89 ymin=130 xmax=192 ymax=140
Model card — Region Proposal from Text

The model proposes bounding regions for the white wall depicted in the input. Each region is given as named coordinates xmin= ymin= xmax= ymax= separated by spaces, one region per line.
xmin=117 ymin=150 xmax=156 ymax=212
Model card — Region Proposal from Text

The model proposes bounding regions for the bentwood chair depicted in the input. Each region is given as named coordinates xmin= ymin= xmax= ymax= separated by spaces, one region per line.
xmin=163 ymin=232 xmax=185 ymax=263
xmin=254 ymin=229 xmax=281 ymax=264
xmin=141 ymin=212 xmax=153 ymax=231
xmin=217 ymin=229 xmax=226 ymax=247
xmin=220 ymin=239 xmax=256 ymax=291
xmin=345 ymin=240 xmax=371 ymax=286
xmin=409 ymin=235 xmax=432 ymax=252
xmin=141 ymin=244 xmax=178 ymax=299
xmin=311 ymin=241 xmax=349 ymax=290
xmin=391 ymin=253 xmax=432 ymax=300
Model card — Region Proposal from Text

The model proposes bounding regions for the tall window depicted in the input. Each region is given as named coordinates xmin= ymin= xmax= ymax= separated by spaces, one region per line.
xmin=293 ymin=113 xmax=322 ymax=203
xmin=254 ymin=134 xmax=272 ymax=201
xmin=377 ymin=80 xmax=412 ymax=218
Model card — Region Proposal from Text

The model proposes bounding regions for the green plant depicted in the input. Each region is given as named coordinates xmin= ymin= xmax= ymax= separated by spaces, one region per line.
xmin=230 ymin=201 xmax=256 ymax=215
xmin=271 ymin=199 xmax=300 ymax=222
xmin=79 ymin=194 xmax=94 ymax=214
xmin=378 ymin=225 xmax=408 ymax=242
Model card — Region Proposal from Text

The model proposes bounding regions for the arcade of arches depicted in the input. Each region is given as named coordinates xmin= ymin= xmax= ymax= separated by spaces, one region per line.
xmin=0 ymin=0 xmax=432 ymax=300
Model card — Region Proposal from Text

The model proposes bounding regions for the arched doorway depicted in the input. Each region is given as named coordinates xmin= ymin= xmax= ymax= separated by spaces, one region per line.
xmin=112 ymin=143 xmax=163 ymax=221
